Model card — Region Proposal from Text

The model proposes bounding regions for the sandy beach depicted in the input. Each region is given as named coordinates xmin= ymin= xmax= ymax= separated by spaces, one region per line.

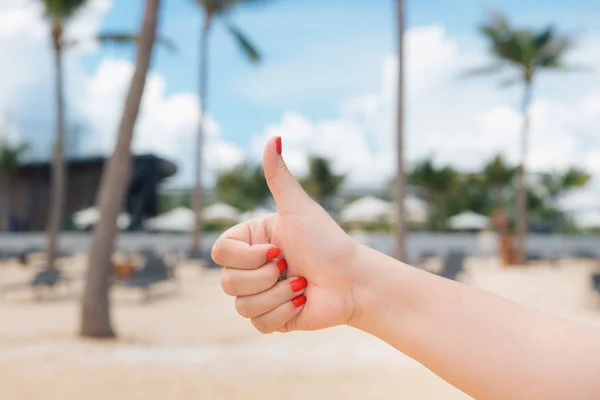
xmin=1 ymin=256 xmax=600 ymax=400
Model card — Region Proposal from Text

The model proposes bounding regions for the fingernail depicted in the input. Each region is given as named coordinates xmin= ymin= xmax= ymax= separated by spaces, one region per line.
xmin=292 ymin=295 xmax=306 ymax=308
xmin=290 ymin=277 xmax=307 ymax=292
xmin=266 ymin=247 xmax=281 ymax=262
xmin=275 ymin=136 xmax=282 ymax=155
xmin=277 ymin=259 xmax=287 ymax=274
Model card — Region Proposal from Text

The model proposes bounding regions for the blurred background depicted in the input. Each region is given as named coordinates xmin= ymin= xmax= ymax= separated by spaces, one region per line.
xmin=1 ymin=0 xmax=600 ymax=399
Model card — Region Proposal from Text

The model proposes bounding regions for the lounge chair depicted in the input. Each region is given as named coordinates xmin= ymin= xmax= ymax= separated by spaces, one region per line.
xmin=440 ymin=251 xmax=466 ymax=281
xmin=526 ymin=252 xmax=544 ymax=262
xmin=117 ymin=255 xmax=176 ymax=301
xmin=186 ymin=249 xmax=220 ymax=268
xmin=592 ymin=274 xmax=600 ymax=294
xmin=0 ymin=268 xmax=70 ymax=301
xmin=573 ymin=249 xmax=597 ymax=260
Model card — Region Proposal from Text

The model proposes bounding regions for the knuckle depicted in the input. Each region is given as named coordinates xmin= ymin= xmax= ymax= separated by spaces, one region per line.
xmin=265 ymin=263 xmax=281 ymax=285
xmin=220 ymin=270 xmax=237 ymax=296
xmin=234 ymin=297 xmax=253 ymax=318
xmin=280 ymin=163 xmax=292 ymax=176
xmin=211 ymin=241 xmax=225 ymax=265
xmin=251 ymin=318 xmax=273 ymax=335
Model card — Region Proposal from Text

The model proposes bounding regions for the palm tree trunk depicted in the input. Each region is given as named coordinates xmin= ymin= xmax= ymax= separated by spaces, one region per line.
xmin=46 ymin=21 xmax=67 ymax=268
xmin=515 ymin=77 xmax=533 ymax=264
xmin=0 ymin=177 xmax=9 ymax=231
xmin=191 ymin=16 xmax=211 ymax=252
xmin=393 ymin=0 xmax=407 ymax=261
xmin=80 ymin=0 xmax=161 ymax=338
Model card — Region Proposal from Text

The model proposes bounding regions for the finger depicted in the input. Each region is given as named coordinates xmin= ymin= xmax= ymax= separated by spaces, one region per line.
xmin=251 ymin=294 xmax=307 ymax=334
xmin=212 ymin=231 xmax=279 ymax=270
xmin=235 ymin=276 xmax=307 ymax=319
xmin=262 ymin=136 xmax=313 ymax=215
xmin=221 ymin=259 xmax=288 ymax=297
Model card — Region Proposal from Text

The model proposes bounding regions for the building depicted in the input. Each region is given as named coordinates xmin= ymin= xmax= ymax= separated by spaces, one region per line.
xmin=3 ymin=154 xmax=177 ymax=231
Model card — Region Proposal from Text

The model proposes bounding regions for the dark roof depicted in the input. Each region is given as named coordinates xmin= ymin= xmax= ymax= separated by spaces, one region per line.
xmin=19 ymin=154 xmax=177 ymax=180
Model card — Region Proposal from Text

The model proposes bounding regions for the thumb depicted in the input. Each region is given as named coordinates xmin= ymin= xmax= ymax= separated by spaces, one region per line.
xmin=263 ymin=136 xmax=313 ymax=214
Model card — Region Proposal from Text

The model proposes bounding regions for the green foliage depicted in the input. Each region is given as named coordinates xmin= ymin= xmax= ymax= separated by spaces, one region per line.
xmin=540 ymin=167 xmax=591 ymax=200
xmin=204 ymin=220 xmax=237 ymax=232
xmin=193 ymin=0 xmax=262 ymax=63
xmin=408 ymin=158 xmax=459 ymax=230
xmin=0 ymin=142 xmax=29 ymax=179
xmin=215 ymin=163 xmax=270 ymax=211
xmin=341 ymin=220 xmax=394 ymax=233
xmin=158 ymin=193 xmax=191 ymax=214
xmin=226 ymin=24 xmax=261 ymax=63
xmin=406 ymin=154 xmax=590 ymax=232
xmin=195 ymin=0 xmax=273 ymax=14
xmin=464 ymin=10 xmax=577 ymax=83
xmin=300 ymin=157 xmax=345 ymax=206
xmin=94 ymin=33 xmax=177 ymax=53
xmin=41 ymin=0 xmax=88 ymax=20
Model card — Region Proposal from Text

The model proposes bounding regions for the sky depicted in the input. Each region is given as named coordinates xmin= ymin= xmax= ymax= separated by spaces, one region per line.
xmin=1 ymin=0 xmax=600 ymax=214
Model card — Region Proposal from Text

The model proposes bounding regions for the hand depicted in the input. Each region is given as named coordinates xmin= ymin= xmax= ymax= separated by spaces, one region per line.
xmin=212 ymin=136 xmax=360 ymax=334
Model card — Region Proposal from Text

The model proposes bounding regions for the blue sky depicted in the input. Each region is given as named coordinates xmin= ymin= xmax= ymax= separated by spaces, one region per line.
xmin=81 ymin=0 xmax=600 ymax=151
xmin=2 ymin=0 xmax=600 ymax=211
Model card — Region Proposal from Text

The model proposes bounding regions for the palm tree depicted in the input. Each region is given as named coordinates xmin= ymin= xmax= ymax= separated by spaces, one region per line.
xmin=215 ymin=163 xmax=270 ymax=211
xmin=41 ymin=0 xmax=88 ymax=268
xmin=0 ymin=141 xmax=29 ymax=231
xmin=465 ymin=11 xmax=577 ymax=263
xmin=409 ymin=158 xmax=459 ymax=230
xmin=393 ymin=0 xmax=406 ymax=261
xmin=482 ymin=154 xmax=517 ymax=208
xmin=80 ymin=0 xmax=162 ymax=338
xmin=541 ymin=167 xmax=591 ymax=207
xmin=301 ymin=157 xmax=345 ymax=208
xmin=40 ymin=1 xmax=165 ymax=268
xmin=190 ymin=0 xmax=264 ymax=253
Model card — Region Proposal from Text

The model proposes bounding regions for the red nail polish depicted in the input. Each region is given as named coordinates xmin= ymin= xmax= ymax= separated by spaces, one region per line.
xmin=275 ymin=136 xmax=282 ymax=155
xmin=292 ymin=295 xmax=306 ymax=308
xmin=290 ymin=277 xmax=307 ymax=292
xmin=266 ymin=247 xmax=281 ymax=262
xmin=277 ymin=259 xmax=287 ymax=274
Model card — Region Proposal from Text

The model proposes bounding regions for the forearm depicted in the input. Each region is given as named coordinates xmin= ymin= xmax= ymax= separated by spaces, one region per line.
xmin=350 ymin=244 xmax=600 ymax=400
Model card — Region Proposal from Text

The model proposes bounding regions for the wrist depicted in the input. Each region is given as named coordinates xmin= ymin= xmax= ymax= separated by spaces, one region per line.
xmin=347 ymin=244 xmax=420 ymax=333
xmin=347 ymin=243 xmax=388 ymax=330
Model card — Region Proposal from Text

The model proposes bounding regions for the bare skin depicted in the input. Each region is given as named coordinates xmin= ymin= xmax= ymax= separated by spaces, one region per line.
xmin=212 ymin=136 xmax=600 ymax=400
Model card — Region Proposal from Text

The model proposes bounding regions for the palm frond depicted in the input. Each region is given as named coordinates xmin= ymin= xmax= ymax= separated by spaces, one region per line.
xmin=96 ymin=33 xmax=177 ymax=53
xmin=41 ymin=0 xmax=88 ymax=20
xmin=459 ymin=63 xmax=505 ymax=78
xmin=218 ymin=0 xmax=274 ymax=10
xmin=498 ymin=76 xmax=520 ymax=87
xmin=471 ymin=11 xmax=581 ymax=78
xmin=0 ymin=142 xmax=29 ymax=177
xmin=479 ymin=10 xmax=510 ymax=42
xmin=534 ymin=25 xmax=555 ymax=48
xmin=226 ymin=24 xmax=261 ymax=63
xmin=535 ymin=36 xmax=574 ymax=67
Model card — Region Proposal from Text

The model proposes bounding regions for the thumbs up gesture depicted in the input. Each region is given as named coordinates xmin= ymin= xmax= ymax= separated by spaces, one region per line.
xmin=212 ymin=137 xmax=360 ymax=334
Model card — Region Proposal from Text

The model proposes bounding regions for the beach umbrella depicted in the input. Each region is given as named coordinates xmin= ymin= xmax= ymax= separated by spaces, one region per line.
xmin=203 ymin=202 xmax=240 ymax=222
xmin=448 ymin=211 xmax=489 ymax=231
xmin=73 ymin=207 xmax=130 ymax=230
xmin=144 ymin=207 xmax=194 ymax=232
xmin=239 ymin=207 xmax=273 ymax=222
xmin=339 ymin=196 xmax=395 ymax=223
xmin=404 ymin=194 xmax=429 ymax=224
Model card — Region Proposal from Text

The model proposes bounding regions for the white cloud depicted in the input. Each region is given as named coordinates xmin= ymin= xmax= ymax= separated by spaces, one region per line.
xmin=76 ymin=59 xmax=243 ymax=186
xmin=0 ymin=0 xmax=113 ymax=156
xmin=250 ymin=25 xmax=600 ymax=212
xmin=2 ymin=0 xmax=600 ymax=212
xmin=0 ymin=0 xmax=243 ymax=186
